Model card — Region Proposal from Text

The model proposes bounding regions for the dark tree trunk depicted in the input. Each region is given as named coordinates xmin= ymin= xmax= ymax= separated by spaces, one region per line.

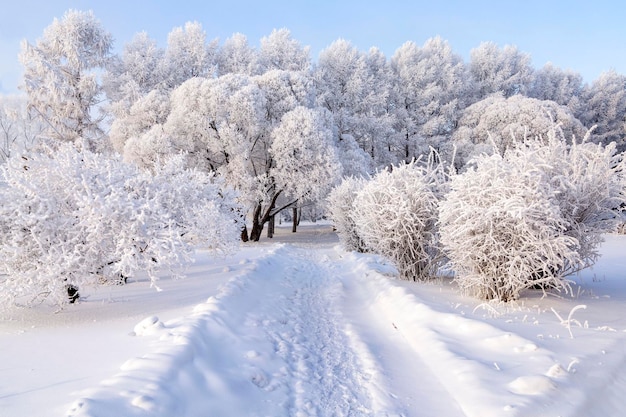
xmin=248 ymin=191 xmax=293 ymax=242
xmin=249 ymin=204 xmax=264 ymax=242
xmin=267 ymin=215 xmax=275 ymax=238
xmin=241 ymin=224 xmax=249 ymax=242
xmin=292 ymin=206 xmax=298 ymax=233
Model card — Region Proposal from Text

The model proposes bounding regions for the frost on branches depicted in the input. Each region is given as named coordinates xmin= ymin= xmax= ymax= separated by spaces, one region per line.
xmin=351 ymin=157 xmax=448 ymax=281
xmin=326 ymin=177 xmax=368 ymax=253
xmin=439 ymin=128 xmax=625 ymax=301
xmin=19 ymin=10 xmax=112 ymax=147
xmin=0 ymin=144 xmax=242 ymax=307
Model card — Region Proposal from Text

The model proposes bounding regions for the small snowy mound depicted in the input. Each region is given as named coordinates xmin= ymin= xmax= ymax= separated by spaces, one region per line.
xmin=508 ymin=375 xmax=556 ymax=395
xmin=132 ymin=316 xmax=164 ymax=336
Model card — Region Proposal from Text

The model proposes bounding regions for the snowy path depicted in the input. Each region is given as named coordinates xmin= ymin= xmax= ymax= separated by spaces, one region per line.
xmin=3 ymin=225 xmax=626 ymax=416
xmin=58 ymin=241 xmax=468 ymax=417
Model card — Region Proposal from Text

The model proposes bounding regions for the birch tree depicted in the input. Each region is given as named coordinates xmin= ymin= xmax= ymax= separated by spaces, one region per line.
xmin=19 ymin=10 xmax=112 ymax=148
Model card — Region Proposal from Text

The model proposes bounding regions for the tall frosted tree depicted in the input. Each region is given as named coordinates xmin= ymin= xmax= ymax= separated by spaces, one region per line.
xmin=161 ymin=21 xmax=218 ymax=88
xmin=126 ymin=72 xmax=341 ymax=241
xmin=258 ymin=28 xmax=310 ymax=73
xmin=314 ymin=39 xmax=392 ymax=174
xmin=528 ymin=62 xmax=584 ymax=113
xmin=216 ymin=33 xmax=259 ymax=76
xmin=391 ymin=37 xmax=471 ymax=162
xmin=19 ymin=9 xmax=112 ymax=147
xmin=104 ymin=31 xmax=165 ymax=115
xmin=578 ymin=70 xmax=626 ymax=150
xmin=469 ymin=41 xmax=533 ymax=99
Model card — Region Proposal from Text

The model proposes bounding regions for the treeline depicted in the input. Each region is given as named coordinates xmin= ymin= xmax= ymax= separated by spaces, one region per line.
xmin=2 ymin=10 xmax=626 ymax=304
xmin=10 ymin=11 xmax=625 ymax=237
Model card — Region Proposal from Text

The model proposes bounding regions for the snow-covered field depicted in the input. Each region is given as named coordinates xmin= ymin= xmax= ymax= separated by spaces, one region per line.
xmin=1 ymin=223 xmax=626 ymax=417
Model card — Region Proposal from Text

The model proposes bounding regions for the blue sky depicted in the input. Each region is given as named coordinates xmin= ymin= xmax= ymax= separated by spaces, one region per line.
xmin=1 ymin=0 xmax=624 ymax=94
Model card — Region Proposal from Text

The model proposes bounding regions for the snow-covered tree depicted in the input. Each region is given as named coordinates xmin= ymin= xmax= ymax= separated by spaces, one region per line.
xmin=19 ymin=9 xmax=112 ymax=148
xmin=469 ymin=42 xmax=533 ymax=98
xmin=452 ymin=94 xmax=587 ymax=168
xmin=110 ymin=88 xmax=171 ymax=154
xmin=0 ymin=95 xmax=45 ymax=164
xmin=391 ymin=37 xmax=471 ymax=162
xmin=161 ymin=21 xmax=218 ymax=88
xmin=0 ymin=144 xmax=242 ymax=307
xmin=578 ymin=70 xmax=626 ymax=150
xmin=129 ymin=72 xmax=340 ymax=241
xmin=156 ymin=74 xmax=264 ymax=174
xmin=313 ymin=39 xmax=390 ymax=174
xmin=352 ymin=158 xmax=447 ymax=281
xmin=528 ymin=62 xmax=584 ymax=113
xmin=258 ymin=28 xmax=310 ymax=73
xmin=216 ymin=33 xmax=259 ymax=76
xmin=270 ymin=106 xmax=342 ymax=204
xmin=362 ymin=47 xmax=399 ymax=167
xmin=439 ymin=128 xmax=625 ymax=301
xmin=103 ymin=31 xmax=165 ymax=115
xmin=326 ymin=176 xmax=368 ymax=252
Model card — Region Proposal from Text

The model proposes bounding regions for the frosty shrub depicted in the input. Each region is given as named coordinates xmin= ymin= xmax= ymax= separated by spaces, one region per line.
xmin=352 ymin=158 xmax=448 ymax=281
xmin=439 ymin=128 xmax=625 ymax=301
xmin=0 ymin=143 xmax=242 ymax=307
xmin=326 ymin=176 xmax=368 ymax=252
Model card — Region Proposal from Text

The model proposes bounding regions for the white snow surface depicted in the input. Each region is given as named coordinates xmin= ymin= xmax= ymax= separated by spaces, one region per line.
xmin=2 ymin=223 xmax=626 ymax=416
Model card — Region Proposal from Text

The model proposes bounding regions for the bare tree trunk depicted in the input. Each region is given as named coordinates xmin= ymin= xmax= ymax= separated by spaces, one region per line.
xmin=249 ymin=203 xmax=264 ymax=241
xmin=292 ymin=206 xmax=298 ymax=233
xmin=267 ymin=215 xmax=275 ymax=238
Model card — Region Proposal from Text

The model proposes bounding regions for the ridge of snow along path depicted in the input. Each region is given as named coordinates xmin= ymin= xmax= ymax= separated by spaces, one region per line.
xmin=3 ymin=225 xmax=626 ymax=416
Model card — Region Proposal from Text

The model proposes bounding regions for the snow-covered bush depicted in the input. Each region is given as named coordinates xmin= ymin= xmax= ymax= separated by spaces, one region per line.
xmin=351 ymin=158 xmax=447 ymax=281
xmin=0 ymin=144 xmax=242 ymax=307
xmin=439 ymin=128 xmax=625 ymax=301
xmin=326 ymin=176 xmax=368 ymax=252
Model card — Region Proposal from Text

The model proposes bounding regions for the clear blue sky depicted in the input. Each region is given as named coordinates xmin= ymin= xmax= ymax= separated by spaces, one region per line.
xmin=1 ymin=0 xmax=624 ymax=94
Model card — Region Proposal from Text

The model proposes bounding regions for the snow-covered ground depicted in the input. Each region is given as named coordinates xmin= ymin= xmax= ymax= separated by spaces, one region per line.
xmin=1 ymin=223 xmax=626 ymax=416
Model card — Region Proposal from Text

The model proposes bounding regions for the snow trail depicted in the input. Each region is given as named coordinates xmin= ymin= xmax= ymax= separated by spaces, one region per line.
xmin=59 ymin=227 xmax=626 ymax=417
xmin=66 ymin=240 xmax=469 ymax=417
xmin=246 ymin=247 xmax=374 ymax=416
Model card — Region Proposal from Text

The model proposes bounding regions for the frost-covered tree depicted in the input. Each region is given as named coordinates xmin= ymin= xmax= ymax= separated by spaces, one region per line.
xmin=270 ymin=106 xmax=342 ymax=204
xmin=0 ymin=95 xmax=45 ymax=164
xmin=469 ymin=42 xmax=533 ymax=98
xmin=0 ymin=144 xmax=242 ymax=307
xmin=362 ymin=47 xmax=399 ymax=167
xmin=452 ymin=94 xmax=587 ymax=168
xmin=528 ymin=62 xmax=584 ymax=114
xmin=104 ymin=31 xmax=165 ymax=116
xmin=578 ymin=70 xmax=626 ymax=150
xmin=326 ymin=176 xmax=368 ymax=252
xmin=19 ymin=9 xmax=112 ymax=147
xmin=110 ymin=88 xmax=171 ymax=154
xmin=440 ymin=128 xmax=625 ymax=301
xmin=352 ymin=157 xmax=447 ymax=281
xmin=216 ymin=33 xmax=259 ymax=76
xmin=314 ymin=39 xmax=392 ymax=174
xmin=128 ymin=73 xmax=340 ymax=241
xmin=391 ymin=37 xmax=471 ymax=162
xmin=161 ymin=21 xmax=218 ymax=88
xmin=154 ymin=74 xmax=264 ymax=174
xmin=258 ymin=28 xmax=310 ymax=73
